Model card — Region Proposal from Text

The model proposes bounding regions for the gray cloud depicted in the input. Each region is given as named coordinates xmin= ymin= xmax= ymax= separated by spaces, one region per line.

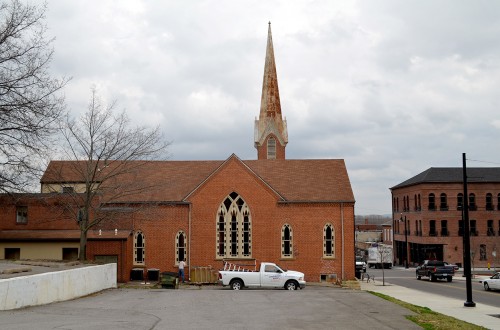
xmin=40 ymin=0 xmax=500 ymax=215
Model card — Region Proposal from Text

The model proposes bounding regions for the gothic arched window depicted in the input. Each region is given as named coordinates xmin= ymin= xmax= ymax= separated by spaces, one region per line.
xmin=281 ymin=224 xmax=293 ymax=258
xmin=216 ymin=192 xmax=251 ymax=258
xmin=267 ymin=137 xmax=276 ymax=159
xmin=176 ymin=231 xmax=187 ymax=265
xmin=323 ymin=223 xmax=335 ymax=258
xmin=134 ymin=231 xmax=145 ymax=265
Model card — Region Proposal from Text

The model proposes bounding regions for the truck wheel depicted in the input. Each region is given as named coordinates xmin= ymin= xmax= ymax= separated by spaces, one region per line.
xmin=447 ymin=277 xmax=452 ymax=282
xmin=230 ymin=279 xmax=243 ymax=290
xmin=430 ymin=274 xmax=436 ymax=282
xmin=285 ymin=280 xmax=298 ymax=290
xmin=416 ymin=272 xmax=421 ymax=280
xmin=484 ymin=282 xmax=490 ymax=291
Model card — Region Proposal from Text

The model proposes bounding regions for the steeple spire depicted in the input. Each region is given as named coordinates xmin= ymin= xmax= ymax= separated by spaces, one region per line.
xmin=254 ymin=22 xmax=288 ymax=160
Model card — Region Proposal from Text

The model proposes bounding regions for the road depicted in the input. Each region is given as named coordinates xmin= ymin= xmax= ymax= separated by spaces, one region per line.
xmin=366 ymin=267 xmax=500 ymax=308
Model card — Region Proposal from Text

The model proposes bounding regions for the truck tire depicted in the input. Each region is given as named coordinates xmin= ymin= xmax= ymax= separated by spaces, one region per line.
xmin=230 ymin=279 xmax=243 ymax=290
xmin=416 ymin=272 xmax=421 ymax=280
xmin=285 ymin=280 xmax=298 ymax=290
xmin=430 ymin=274 xmax=436 ymax=282
xmin=447 ymin=277 xmax=452 ymax=282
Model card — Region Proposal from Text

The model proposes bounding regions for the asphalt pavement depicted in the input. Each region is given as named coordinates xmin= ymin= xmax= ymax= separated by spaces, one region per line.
xmin=360 ymin=267 xmax=500 ymax=330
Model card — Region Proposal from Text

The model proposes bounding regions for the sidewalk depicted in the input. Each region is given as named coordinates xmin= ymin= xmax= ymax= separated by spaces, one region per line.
xmin=360 ymin=269 xmax=500 ymax=330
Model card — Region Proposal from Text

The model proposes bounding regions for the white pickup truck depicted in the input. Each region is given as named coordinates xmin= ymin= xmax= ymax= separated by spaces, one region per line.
xmin=218 ymin=262 xmax=306 ymax=290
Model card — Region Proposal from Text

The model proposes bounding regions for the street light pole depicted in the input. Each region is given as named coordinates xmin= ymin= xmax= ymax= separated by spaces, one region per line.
xmin=400 ymin=214 xmax=409 ymax=269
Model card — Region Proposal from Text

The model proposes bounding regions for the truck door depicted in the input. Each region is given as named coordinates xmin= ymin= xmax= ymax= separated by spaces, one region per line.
xmin=261 ymin=264 xmax=285 ymax=287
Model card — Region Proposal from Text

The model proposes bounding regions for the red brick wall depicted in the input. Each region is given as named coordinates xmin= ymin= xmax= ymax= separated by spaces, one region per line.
xmin=393 ymin=182 xmax=500 ymax=267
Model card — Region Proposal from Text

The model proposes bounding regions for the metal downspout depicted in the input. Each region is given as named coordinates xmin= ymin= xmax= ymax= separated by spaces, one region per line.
xmin=188 ymin=203 xmax=192 ymax=281
xmin=341 ymin=202 xmax=345 ymax=280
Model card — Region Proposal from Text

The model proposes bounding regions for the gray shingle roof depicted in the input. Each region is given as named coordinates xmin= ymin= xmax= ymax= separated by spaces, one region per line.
xmin=391 ymin=167 xmax=500 ymax=190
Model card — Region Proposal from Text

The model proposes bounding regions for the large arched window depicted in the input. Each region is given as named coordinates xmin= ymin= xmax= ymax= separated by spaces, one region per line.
xmin=134 ymin=231 xmax=145 ymax=265
xmin=486 ymin=193 xmax=493 ymax=210
xmin=267 ymin=137 xmax=276 ymax=159
xmin=469 ymin=193 xmax=477 ymax=211
xmin=440 ymin=193 xmax=448 ymax=210
xmin=323 ymin=223 xmax=335 ymax=258
xmin=281 ymin=224 xmax=293 ymax=258
xmin=176 ymin=231 xmax=187 ymax=265
xmin=216 ymin=192 xmax=251 ymax=258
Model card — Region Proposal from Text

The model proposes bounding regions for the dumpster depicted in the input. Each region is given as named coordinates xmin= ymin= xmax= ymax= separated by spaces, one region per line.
xmin=148 ymin=268 xmax=160 ymax=281
xmin=130 ymin=268 xmax=144 ymax=281
xmin=160 ymin=271 xmax=179 ymax=289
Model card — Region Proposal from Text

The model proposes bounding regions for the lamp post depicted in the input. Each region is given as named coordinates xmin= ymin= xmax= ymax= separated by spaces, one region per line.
xmin=400 ymin=214 xmax=409 ymax=269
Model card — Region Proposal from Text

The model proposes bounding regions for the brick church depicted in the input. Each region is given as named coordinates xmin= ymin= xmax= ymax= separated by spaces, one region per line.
xmin=0 ymin=24 xmax=355 ymax=283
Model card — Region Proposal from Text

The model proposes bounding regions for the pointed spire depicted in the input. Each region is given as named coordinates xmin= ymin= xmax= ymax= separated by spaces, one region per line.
xmin=254 ymin=22 xmax=288 ymax=160
xmin=260 ymin=21 xmax=281 ymax=118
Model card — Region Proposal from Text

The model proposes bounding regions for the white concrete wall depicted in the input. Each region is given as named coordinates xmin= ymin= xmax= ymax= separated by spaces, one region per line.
xmin=0 ymin=264 xmax=117 ymax=310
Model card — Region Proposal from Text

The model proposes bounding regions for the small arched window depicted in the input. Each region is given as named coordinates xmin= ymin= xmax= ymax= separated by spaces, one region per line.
xmin=457 ymin=193 xmax=463 ymax=210
xmin=486 ymin=193 xmax=493 ymax=210
xmin=176 ymin=231 xmax=187 ymax=265
xmin=134 ymin=231 xmax=145 ymax=265
xmin=440 ymin=193 xmax=448 ymax=210
xmin=267 ymin=137 xmax=276 ymax=159
xmin=469 ymin=193 xmax=477 ymax=211
xmin=281 ymin=224 xmax=293 ymax=258
xmin=323 ymin=223 xmax=335 ymax=258
xmin=428 ymin=193 xmax=436 ymax=210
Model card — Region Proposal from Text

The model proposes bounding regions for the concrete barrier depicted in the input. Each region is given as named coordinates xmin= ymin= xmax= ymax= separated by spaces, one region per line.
xmin=0 ymin=263 xmax=117 ymax=310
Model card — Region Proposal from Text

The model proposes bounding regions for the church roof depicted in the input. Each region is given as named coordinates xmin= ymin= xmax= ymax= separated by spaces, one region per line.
xmin=42 ymin=157 xmax=355 ymax=204
xmin=391 ymin=167 xmax=500 ymax=190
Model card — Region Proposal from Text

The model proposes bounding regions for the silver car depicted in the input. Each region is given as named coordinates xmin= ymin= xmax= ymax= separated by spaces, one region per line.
xmin=480 ymin=272 xmax=500 ymax=291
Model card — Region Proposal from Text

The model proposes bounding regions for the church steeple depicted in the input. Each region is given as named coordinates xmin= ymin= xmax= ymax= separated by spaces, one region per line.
xmin=254 ymin=22 xmax=288 ymax=160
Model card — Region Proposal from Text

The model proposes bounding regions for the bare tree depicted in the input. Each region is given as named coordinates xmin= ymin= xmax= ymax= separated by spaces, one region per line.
xmin=0 ymin=0 xmax=68 ymax=192
xmin=376 ymin=244 xmax=392 ymax=286
xmin=50 ymin=88 xmax=170 ymax=260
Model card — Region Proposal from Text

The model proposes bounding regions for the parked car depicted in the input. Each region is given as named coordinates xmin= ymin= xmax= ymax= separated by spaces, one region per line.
xmin=479 ymin=272 xmax=500 ymax=291
xmin=356 ymin=256 xmax=367 ymax=273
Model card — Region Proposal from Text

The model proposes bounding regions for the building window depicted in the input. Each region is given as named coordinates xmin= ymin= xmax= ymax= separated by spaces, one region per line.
xmin=134 ymin=231 xmax=145 ymax=265
xmin=216 ymin=192 xmax=251 ymax=259
xmin=397 ymin=197 xmax=399 ymax=212
xmin=16 ymin=206 xmax=28 ymax=224
xmin=486 ymin=193 xmax=493 ymax=211
xmin=440 ymin=193 xmax=448 ymax=211
xmin=458 ymin=220 xmax=464 ymax=236
xmin=281 ymin=224 xmax=293 ymax=258
xmin=62 ymin=186 xmax=74 ymax=193
xmin=480 ymin=244 xmax=487 ymax=261
xmin=457 ymin=193 xmax=463 ymax=210
xmin=498 ymin=194 xmax=500 ymax=211
xmin=176 ymin=231 xmax=187 ymax=264
xmin=323 ymin=223 xmax=335 ymax=257
xmin=470 ymin=220 xmax=477 ymax=236
xmin=440 ymin=220 xmax=448 ymax=236
xmin=418 ymin=194 xmax=421 ymax=210
xmin=429 ymin=220 xmax=436 ymax=236
xmin=487 ymin=220 xmax=495 ymax=236
xmin=469 ymin=193 xmax=477 ymax=211
xmin=428 ymin=194 xmax=436 ymax=211
xmin=414 ymin=220 xmax=418 ymax=236
xmin=419 ymin=220 xmax=422 ymax=236
xmin=267 ymin=137 xmax=276 ymax=159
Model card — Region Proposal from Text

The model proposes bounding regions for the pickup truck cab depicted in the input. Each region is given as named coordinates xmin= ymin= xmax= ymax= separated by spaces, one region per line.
xmin=416 ymin=260 xmax=454 ymax=282
xmin=219 ymin=262 xmax=306 ymax=290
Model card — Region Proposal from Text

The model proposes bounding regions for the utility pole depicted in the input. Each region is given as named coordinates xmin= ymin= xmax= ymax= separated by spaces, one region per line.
xmin=462 ymin=153 xmax=475 ymax=307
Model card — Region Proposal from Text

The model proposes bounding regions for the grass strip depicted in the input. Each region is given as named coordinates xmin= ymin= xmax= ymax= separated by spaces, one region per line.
xmin=368 ymin=291 xmax=488 ymax=330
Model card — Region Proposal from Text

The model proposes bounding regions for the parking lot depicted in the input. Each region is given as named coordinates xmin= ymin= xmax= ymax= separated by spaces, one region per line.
xmin=0 ymin=285 xmax=420 ymax=330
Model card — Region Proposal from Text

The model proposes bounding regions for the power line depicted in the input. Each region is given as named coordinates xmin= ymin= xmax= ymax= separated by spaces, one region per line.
xmin=466 ymin=158 xmax=500 ymax=166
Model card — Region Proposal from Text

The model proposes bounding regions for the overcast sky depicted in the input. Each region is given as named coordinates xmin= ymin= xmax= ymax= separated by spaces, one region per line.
xmin=39 ymin=0 xmax=500 ymax=215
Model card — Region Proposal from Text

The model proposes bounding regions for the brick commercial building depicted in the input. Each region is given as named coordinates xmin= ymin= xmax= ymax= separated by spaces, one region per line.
xmin=0 ymin=24 xmax=355 ymax=283
xmin=391 ymin=167 xmax=500 ymax=269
